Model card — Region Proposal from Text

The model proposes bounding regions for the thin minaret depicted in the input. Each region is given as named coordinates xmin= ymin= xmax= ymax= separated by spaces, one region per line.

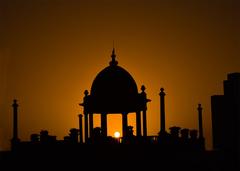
xmin=12 ymin=99 xmax=20 ymax=149
xmin=198 ymin=104 xmax=203 ymax=138
xmin=141 ymin=85 xmax=148 ymax=137
xmin=13 ymin=99 xmax=19 ymax=140
xmin=159 ymin=88 xmax=166 ymax=133
xmin=83 ymin=90 xmax=89 ymax=143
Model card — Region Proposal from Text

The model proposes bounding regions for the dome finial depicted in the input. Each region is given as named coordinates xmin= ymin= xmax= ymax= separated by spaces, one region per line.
xmin=109 ymin=48 xmax=118 ymax=66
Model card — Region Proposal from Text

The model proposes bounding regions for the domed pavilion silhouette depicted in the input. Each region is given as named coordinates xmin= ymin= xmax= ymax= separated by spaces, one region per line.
xmin=9 ymin=49 xmax=206 ymax=150
xmin=7 ymin=49 xmax=240 ymax=170
xmin=80 ymin=49 xmax=150 ymax=141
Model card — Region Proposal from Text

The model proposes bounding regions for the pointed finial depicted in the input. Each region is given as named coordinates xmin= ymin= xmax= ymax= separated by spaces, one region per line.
xmin=112 ymin=48 xmax=116 ymax=58
xmin=109 ymin=48 xmax=118 ymax=66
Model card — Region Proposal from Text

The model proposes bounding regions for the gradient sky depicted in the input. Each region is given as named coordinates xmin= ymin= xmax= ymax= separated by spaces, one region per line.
xmin=0 ymin=0 xmax=239 ymax=150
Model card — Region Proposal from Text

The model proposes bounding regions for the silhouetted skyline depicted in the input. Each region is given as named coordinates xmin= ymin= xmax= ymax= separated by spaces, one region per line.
xmin=4 ymin=59 xmax=239 ymax=170
xmin=1 ymin=0 xmax=240 ymax=151
xmin=10 ymin=50 xmax=206 ymax=149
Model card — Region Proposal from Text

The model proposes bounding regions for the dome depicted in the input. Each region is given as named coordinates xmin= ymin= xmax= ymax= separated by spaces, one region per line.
xmin=88 ymin=49 xmax=140 ymax=113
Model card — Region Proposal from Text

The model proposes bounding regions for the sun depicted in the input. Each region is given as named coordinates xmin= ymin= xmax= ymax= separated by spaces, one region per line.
xmin=114 ymin=131 xmax=120 ymax=138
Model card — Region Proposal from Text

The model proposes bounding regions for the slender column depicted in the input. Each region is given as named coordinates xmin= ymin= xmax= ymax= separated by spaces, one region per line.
xmin=122 ymin=113 xmax=128 ymax=138
xmin=82 ymin=90 xmax=89 ymax=143
xmin=142 ymin=109 xmax=147 ymax=137
xmin=136 ymin=111 xmax=142 ymax=136
xmin=12 ymin=99 xmax=19 ymax=142
xmin=198 ymin=104 xmax=203 ymax=138
xmin=140 ymin=85 xmax=150 ymax=137
xmin=159 ymin=88 xmax=166 ymax=133
xmin=84 ymin=113 xmax=89 ymax=142
xmin=78 ymin=114 xmax=83 ymax=143
xmin=101 ymin=113 xmax=107 ymax=137
xmin=89 ymin=113 xmax=94 ymax=138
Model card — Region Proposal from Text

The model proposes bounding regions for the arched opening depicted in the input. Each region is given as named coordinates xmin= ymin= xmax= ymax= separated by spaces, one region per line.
xmin=107 ymin=114 xmax=122 ymax=137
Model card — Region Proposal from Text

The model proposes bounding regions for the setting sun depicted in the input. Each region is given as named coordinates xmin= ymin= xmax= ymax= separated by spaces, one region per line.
xmin=114 ymin=131 xmax=121 ymax=138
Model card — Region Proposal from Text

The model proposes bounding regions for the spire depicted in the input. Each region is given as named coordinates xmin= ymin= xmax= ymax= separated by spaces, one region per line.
xmin=109 ymin=48 xmax=118 ymax=66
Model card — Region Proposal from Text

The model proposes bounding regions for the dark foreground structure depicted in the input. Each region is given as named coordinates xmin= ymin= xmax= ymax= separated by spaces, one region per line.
xmin=1 ymin=50 xmax=239 ymax=170
xmin=1 ymin=144 xmax=232 ymax=170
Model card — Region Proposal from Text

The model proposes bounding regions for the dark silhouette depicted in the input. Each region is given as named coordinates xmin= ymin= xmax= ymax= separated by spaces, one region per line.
xmin=11 ymin=99 xmax=20 ymax=151
xmin=1 ymin=49 xmax=239 ymax=170
xmin=159 ymin=87 xmax=166 ymax=134
xmin=78 ymin=114 xmax=83 ymax=143
xmin=79 ymin=48 xmax=151 ymax=142
xmin=211 ymin=73 xmax=240 ymax=169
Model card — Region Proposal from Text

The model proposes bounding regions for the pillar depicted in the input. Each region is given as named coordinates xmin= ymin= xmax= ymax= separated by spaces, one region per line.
xmin=101 ymin=113 xmax=107 ymax=137
xmin=82 ymin=90 xmax=89 ymax=143
xmin=159 ymin=88 xmax=166 ymax=133
xmin=140 ymin=85 xmax=150 ymax=137
xmin=89 ymin=113 xmax=94 ymax=138
xmin=122 ymin=113 xmax=128 ymax=138
xmin=78 ymin=114 xmax=83 ymax=143
xmin=198 ymin=104 xmax=203 ymax=138
xmin=198 ymin=104 xmax=205 ymax=150
xmin=136 ymin=111 xmax=141 ymax=136
xmin=84 ymin=113 xmax=89 ymax=143
xmin=12 ymin=99 xmax=20 ymax=143
xmin=142 ymin=109 xmax=147 ymax=137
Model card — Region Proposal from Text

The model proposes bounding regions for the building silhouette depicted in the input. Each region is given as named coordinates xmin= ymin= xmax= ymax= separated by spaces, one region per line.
xmin=7 ymin=49 xmax=240 ymax=170
xmin=10 ymin=49 xmax=205 ymax=151
xmin=211 ymin=73 xmax=240 ymax=163
xmin=79 ymin=48 xmax=151 ymax=143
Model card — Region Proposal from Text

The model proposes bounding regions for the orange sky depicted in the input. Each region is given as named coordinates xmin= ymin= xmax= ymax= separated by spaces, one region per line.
xmin=0 ymin=0 xmax=239 ymax=150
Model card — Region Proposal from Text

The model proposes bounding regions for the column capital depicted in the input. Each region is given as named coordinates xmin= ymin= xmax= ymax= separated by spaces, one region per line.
xmin=198 ymin=103 xmax=203 ymax=111
xmin=12 ymin=99 xmax=18 ymax=107
xmin=159 ymin=87 xmax=165 ymax=96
